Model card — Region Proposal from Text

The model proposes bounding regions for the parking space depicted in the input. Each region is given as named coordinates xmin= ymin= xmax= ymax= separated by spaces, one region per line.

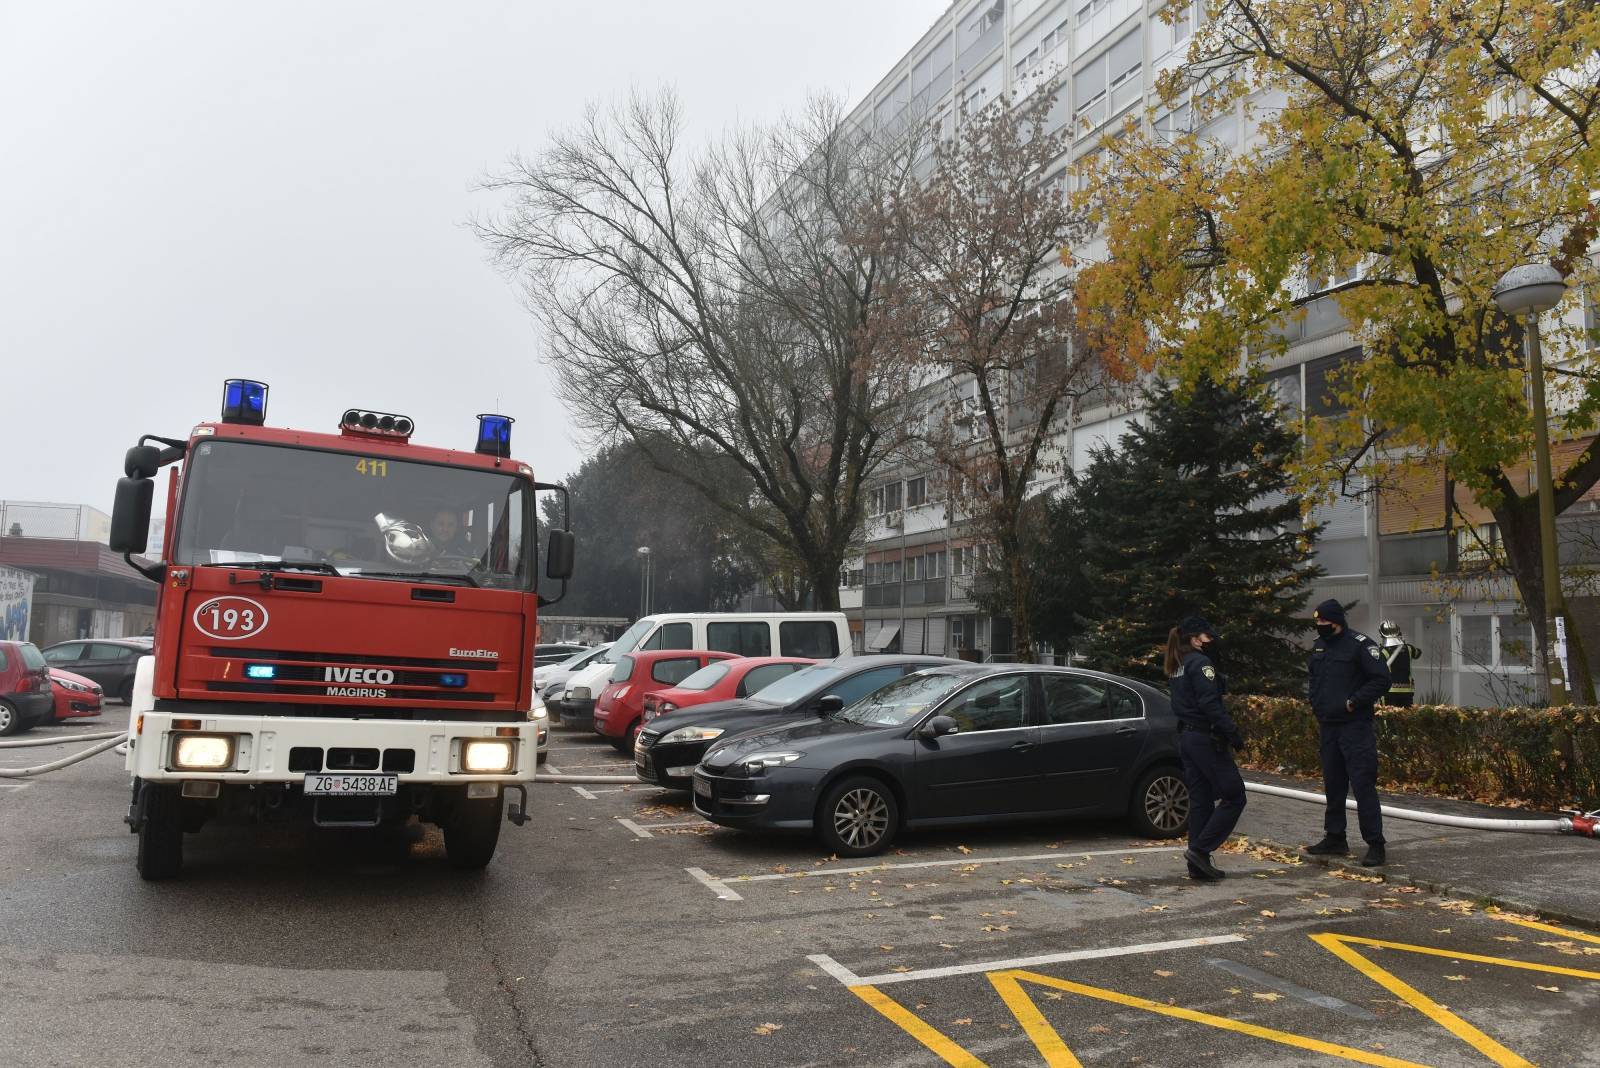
xmin=534 ymin=721 xmax=1600 ymax=1066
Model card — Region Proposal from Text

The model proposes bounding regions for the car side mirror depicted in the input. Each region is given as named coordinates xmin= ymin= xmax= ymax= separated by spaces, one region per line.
xmin=919 ymin=715 xmax=959 ymax=740
xmin=816 ymin=694 xmax=844 ymax=715
xmin=545 ymin=529 xmax=575 ymax=580
xmin=110 ymin=477 xmax=153 ymax=554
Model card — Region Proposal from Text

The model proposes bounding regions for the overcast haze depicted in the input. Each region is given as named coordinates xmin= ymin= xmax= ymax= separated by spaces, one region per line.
xmin=1 ymin=0 xmax=944 ymax=519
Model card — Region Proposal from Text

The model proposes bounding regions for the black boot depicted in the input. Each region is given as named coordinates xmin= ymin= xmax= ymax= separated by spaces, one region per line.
xmin=1305 ymin=836 xmax=1350 ymax=856
xmin=1361 ymin=844 xmax=1387 ymax=867
xmin=1184 ymin=848 xmax=1225 ymax=881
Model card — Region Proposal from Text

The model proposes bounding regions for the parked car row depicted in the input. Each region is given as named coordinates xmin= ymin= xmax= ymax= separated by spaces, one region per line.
xmin=1 ymin=639 xmax=117 ymax=735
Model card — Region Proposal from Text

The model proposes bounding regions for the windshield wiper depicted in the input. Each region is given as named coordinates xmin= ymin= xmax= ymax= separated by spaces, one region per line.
xmin=217 ymin=560 xmax=343 ymax=575
xmin=350 ymin=570 xmax=480 ymax=588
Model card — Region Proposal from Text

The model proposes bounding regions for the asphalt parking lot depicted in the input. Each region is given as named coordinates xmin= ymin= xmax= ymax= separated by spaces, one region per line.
xmin=3 ymin=720 xmax=1597 ymax=1066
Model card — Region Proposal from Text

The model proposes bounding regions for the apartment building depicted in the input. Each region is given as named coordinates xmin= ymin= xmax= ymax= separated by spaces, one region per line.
xmin=837 ymin=0 xmax=1600 ymax=705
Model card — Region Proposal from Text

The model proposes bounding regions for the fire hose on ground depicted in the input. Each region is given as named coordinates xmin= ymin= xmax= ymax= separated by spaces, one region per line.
xmin=0 ymin=733 xmax=128 ymax=778
xmin=1244 ymin=779 xmax=1599 ymax=838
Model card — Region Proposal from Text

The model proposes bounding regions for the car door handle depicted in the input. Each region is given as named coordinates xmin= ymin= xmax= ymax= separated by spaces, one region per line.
xmin=1010 ymin=740 xmax=1034 ymax=751
xmin=1115 ymin=726 xmax=1139 ymax=735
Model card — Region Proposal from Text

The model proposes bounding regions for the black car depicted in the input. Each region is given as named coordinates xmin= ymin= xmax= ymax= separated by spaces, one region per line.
xmin=40 ymin=638 xmax=152 ymax=705
xmin=635 ymin=655 xmax=961 ymax=789
xmin=692 ymin=664 xmax=1187 ymax=857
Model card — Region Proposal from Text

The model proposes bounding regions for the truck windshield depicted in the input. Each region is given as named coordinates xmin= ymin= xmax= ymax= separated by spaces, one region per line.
xmin=173 ymin=440 xmax=534 ymax=590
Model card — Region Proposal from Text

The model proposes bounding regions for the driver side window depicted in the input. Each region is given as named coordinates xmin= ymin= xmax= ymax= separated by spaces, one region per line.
xmin=941 ymin=676 xmax=1028 ymax=733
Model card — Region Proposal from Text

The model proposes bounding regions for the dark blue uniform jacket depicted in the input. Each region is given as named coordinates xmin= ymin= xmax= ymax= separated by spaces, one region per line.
xmin=1309 ymin=629 xmax=1392 ymax=722
xmin=1169 ymin=650 xmax=1240 ymax=742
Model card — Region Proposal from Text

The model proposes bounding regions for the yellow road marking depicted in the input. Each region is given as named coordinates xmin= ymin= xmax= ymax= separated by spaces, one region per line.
xmin=987 ymin=969 xmax=1430 ymax=1067
xmin=1313 ymin=933 xmax=1600 ymax=1068
xmin=850 ymin=985 xmax=988 ymax=1068
xmin=1494 ymin=915 xmax=1600 ymax=946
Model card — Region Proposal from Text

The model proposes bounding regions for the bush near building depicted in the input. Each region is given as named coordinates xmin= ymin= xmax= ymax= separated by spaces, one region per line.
xmin=1237 ymin=696 xmax=1600 ymax=812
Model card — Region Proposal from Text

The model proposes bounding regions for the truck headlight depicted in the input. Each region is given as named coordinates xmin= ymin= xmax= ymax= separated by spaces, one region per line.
xmin=172 ymin=734 xmax=235 ymax=770
xmin=462 ymin=739 xmax=514 ymax=773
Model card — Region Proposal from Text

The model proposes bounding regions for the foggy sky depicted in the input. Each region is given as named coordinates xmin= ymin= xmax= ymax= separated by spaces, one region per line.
xmin=1 ymin=0 xmax=943 ymax=518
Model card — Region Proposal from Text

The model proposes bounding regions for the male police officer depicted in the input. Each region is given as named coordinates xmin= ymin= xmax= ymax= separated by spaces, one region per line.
xmin=1378 ymin=621 xmax=1422 ymax=707
xmin=1307 ymin=599 xmax=1392 ymax=866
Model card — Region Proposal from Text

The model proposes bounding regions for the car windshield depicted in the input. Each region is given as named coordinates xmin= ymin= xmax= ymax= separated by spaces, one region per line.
xmin=605 ymin=619 xmax=654 ymax=661
xmin=674 ymin=662 xmax=731 ymax=692
xmin=173 ymin=439 xmax=533 ymax=590
xmin=835 ymin=671 xmax=971 ymax=727
xmin=556 ymin=646 xmax=601 ymax=669
xmin=743 ymin=662 xmax=845 ymax=705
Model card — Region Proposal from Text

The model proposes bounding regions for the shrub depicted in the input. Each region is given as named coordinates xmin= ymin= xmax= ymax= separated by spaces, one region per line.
xmin=1236 ymin=696 xmax=1600 ymax=811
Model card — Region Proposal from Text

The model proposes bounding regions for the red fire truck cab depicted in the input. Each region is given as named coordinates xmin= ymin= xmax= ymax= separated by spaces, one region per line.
xmin=110 ymin=379 xmax=574 ymax=880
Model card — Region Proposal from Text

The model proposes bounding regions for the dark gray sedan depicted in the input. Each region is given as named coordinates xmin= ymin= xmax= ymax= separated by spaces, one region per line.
xmin=692 ymin=664 xmax=1187 ymax=856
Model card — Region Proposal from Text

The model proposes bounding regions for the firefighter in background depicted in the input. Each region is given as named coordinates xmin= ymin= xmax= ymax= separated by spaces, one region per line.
xmin=1378 ymin=620 xmax=1422 ymax=707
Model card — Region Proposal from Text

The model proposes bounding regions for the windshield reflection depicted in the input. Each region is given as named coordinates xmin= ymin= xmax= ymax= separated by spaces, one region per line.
xmin=835 ymin=671 xmax=970 ymax=726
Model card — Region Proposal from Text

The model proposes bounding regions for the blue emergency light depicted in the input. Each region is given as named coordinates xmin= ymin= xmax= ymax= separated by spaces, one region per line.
xmin=439 ymin=673 xmax=467 ymax=688
xmin=222 ymin=379 xmax=268 ymax=425
xmin=245 ymin=664 xmax=277 ymax=680
xmin=475 ymin=414 xmax=514 ymax=458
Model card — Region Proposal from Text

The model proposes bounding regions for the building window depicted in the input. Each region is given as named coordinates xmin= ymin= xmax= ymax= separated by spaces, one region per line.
xmin=870 ymin=482 xmax=905 ymax=516
xmin=907 ymin=476 xmax=928 ymax=507
xmin=925 ymin=550 xmax=946 ymax=579
xmin=1075 ymin=0 xmax=1140 ymax=54
xmin=1455 ymin=523 xmax=1500 ymax=569
xmin=906 ymin=554 xmax=924 ymax=581
xmin=1585 ymin=286 xmax=1599 ymax=351
xmin=1073 ymin=28 xmax=1142 ymax=133
xmin=952 ymin=546 xmax=976 ymax=576
xmin=1151 ymin=1 xmax=1194 ymax=57
xmin=1457 ymin=612 xmax=1533 ymax=672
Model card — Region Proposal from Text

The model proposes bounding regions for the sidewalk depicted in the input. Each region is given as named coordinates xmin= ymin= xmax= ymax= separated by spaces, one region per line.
xmin=1231 ymin=770 xmax=1600 ymax=929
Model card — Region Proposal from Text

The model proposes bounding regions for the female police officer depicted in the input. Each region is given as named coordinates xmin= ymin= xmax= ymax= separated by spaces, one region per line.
xmin=1166 ymin=615 xmax=1246 ymax=881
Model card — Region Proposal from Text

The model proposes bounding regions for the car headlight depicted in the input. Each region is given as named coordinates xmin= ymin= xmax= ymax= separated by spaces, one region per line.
xmin=172 ymin=734 xmax=235 ymax=770
xmin=462 ymin=739 xmax=514 ymax=773
xmin=659 ymin=726 xmax=725 ymax=745
xmin=569 ymin=685 xmax=591 ymax=700
xmin=530 ymin=698 xmax=548 ymax=721
xmin=737 ymin=751 xmax=803 ymax=775
xmin=58 ymin=677 xmax=89 ymax=692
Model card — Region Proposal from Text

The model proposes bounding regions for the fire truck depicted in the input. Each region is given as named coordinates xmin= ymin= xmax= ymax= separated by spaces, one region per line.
xmin=108 ymin=379 xmax=574 ymax=879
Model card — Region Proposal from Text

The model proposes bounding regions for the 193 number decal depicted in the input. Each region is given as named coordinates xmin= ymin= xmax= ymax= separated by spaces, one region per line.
xmin=193 ymin=596 xmax=269 ymax=640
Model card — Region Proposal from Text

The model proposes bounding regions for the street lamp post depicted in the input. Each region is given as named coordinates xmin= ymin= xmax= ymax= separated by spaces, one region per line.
xmin=636 ymin=546 xmax=653 ymax=618
xmin=1493 ymin=263 xmax=1570 ymax=705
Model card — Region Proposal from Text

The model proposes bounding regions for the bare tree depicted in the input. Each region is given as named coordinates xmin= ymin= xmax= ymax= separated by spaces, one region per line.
xmin=865 ymin=85 xmax=1102 ymax=660
xmin=475 ymin=90 xmax=922 ymax=610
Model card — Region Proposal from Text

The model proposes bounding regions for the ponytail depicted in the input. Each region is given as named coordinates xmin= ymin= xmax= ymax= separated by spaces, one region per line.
xmin=1163 ymin=627 xmax=1186 ymax=677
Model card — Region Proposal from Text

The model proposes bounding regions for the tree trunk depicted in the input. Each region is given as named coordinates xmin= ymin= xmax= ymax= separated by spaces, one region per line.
xmin=1493 ymin=499 xmax=1597 ymax=704
xmin=806 ymin=555 xmax=843 ymax=612
xmin=1004 ymin=530 xmax=1035 ymax=663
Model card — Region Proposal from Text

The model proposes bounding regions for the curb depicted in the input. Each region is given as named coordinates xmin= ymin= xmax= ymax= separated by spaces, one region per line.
xmin=1251 ymin=834 xmax=1600 ymax=932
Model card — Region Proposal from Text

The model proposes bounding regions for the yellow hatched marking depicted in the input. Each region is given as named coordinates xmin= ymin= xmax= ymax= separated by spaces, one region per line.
xmin=1313 ymin=933 xmax=1600 ymax=1068
xmin=849 ymin=984 xmax=988 ymax=1068
xmin=1493 ymin=915 xmax=1600 ymax=946
xmin=987 ymin=969 xmax=1430 ymax=1068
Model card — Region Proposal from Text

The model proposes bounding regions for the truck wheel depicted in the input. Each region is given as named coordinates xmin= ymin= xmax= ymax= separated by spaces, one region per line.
xmin=0 ymin=700 xmax=19 ymax=736
xmin=137 ymin=784 xmax=183 ymax=880
xmin=444 ymin=794 xmax=502 ymax=870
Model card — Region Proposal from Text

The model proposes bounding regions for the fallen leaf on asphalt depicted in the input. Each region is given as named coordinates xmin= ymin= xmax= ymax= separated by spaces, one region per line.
xmin=1153 ymin=970 xmax=1174 ymax=978
xmin=1252 ymin=993 xmax=1283 ymax=1002
xmin=1000 ymin=910 xmax=1018 ymax=917
xmin=1493 ymin=935 xmax=1521 ymax=943
xmin=1536 ymin=985 xmax=1561 ymax=992
xmin=753 ymin=1023 xmax=783 ymax=1035
xmin=1261 ymin=951 xmax=1279 ymax=958
xmin=1260 ymin=910 xmax=1277 ymax=918
xmin=1144 ymin=905 xmax=1170 ymax=913
xmin=878 ymin=945 xmax=894 ymax=951
xmin=1000 ymin=879 xmax=1013 ymax=885
xmin=928 ymin=914 xmax=946 ymax=921
xmin=951 ymin=1018 xmax=973 ymax=1026
xmin=1434 ymin=928 xmax=1452 ymax=934
xmin=956 ymin=845 xmax=973 ymax=855
xmin=1329 ymin=870 xmax=1383 ymax=884
xmin=1444 ymin=975 xmax=1467 ymax=982
xmin=1233 ymin=899 xmax=1249 ymax=906
xmin=1041 ymin=991 xmax=1064 ymax=1000
xmin=981 ymin=924 xmax=1013 ymax=932
xmin=1395 ymin=886 xmax=1421 ymax=894
xmin=1088 ymin=1025 xmax=1111 ymax=1033
xmin=939 ymin=943 xmax=956 ymax=949
xmin=892 ymin=966 xmax=911 ymax=973
xmin=1225 ymin=988 xmax=1242 ymax=995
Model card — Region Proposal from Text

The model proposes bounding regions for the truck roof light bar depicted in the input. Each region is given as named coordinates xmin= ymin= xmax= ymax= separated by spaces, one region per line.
xmin=476 ymin=414 xmax=513 ymax=457
xmin=341 ymin=409 xmax=414 ymax=439
xmin=221 ymin=379 xmax=268 ymax=425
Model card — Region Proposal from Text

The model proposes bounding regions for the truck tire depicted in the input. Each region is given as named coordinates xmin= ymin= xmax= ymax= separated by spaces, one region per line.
xmin=0 ymin=699 xmax=20 ymax=736
xmin=137 ymin=784 xmax=183 ymax=880
xmin=444 ymin=794 xmax=502 ymax=870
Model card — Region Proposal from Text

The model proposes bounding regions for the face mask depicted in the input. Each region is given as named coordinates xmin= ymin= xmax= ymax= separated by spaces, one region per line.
xmin=1315 ymin=623 xmax=1337 ymax=641
xmin=1201 ymin=639 xmax=1221 ymax=660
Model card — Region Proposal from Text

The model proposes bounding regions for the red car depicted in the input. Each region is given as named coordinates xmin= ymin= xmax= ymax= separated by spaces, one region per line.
xmin=594 ymin=650 xmax=736 ymax=751
xmin=642 ymin=656 xmax=817 ymax=723
xmin=50 ymin=668 xmax=105 ymax=721
xmin=0 ymin=640 xmax=53 ymax=736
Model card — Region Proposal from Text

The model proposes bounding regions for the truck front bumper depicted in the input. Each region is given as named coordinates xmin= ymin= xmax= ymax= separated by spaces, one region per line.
xmin=125 ymin=710 xmax=536 ymax=786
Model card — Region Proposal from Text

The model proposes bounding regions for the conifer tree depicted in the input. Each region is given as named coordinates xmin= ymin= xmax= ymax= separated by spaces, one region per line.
xmin=1038 ymin=377 xmax=1320 ymax=692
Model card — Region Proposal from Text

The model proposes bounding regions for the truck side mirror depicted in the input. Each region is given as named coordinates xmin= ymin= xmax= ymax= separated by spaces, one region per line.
xmin=124 ymin=445 xmax=162 ymax=479
xmin=110 ymin=477 xmax=153 ymax=554
xmin=918 ymin=715 xmax=959 ymax=740
xmin=815 ymin=694 xmax=844 ymax=715
xmin=545 ymin=529 xmax=575 ymax=580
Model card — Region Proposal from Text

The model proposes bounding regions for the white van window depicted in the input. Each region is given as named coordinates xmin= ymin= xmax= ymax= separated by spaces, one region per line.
xmin=642 ymin=622 xmax=692 ymax=650
xmin=780 ymin=620 xmax=839 ymax=658
xmin=708 ymin=621 xmax=772 ymax=657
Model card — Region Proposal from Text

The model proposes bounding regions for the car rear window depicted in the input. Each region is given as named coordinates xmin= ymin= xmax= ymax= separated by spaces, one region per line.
xmin=651 ymin=657 xmax=704 ymax=686
xmin=19 ymin=644 xmax=47 ymax=671
xmin=0 ymin=647 xmax=9 ymax=671
xmin=675 ymin=662 xmax=731 ymax=692
xmin=610 ymin=656 xmax=636 ymax=683
xmin=738 ymin=662 xmax=803 ymax=696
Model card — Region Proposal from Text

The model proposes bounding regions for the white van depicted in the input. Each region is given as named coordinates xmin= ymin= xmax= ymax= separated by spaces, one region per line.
xmin=553 ymin=612 xmax=849 ymax=729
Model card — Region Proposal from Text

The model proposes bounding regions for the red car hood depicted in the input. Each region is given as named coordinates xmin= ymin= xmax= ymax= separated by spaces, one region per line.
xmin=50 ymin=668 xmax=99 ymax=690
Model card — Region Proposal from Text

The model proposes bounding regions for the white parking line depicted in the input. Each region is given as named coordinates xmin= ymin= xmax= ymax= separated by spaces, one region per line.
xmin=617 ymin=818 xmax=708 ymax=839
xmin=559 ymin=762 xmax=635 ymax=770
xmin=810 ymin=933 xmax=1248 ymax=989
xmin=685 ymin=866 xmax=744 ymax=901
xmin=571 ymin=785 xmax=598 ymax=800
xmin=700 ymin=845 xmax=1183 ymax=892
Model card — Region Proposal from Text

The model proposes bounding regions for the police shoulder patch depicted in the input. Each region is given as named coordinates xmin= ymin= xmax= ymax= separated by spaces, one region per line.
xmin=1369 ymin=646 xmax=1382 ymax=658
xmin=1202 ymin=666 xmax=1216 ymax=679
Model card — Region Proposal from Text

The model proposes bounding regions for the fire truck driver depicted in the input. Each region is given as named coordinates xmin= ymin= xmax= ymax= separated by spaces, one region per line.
xmin=427 ymin=507 xmax=474 ymax=561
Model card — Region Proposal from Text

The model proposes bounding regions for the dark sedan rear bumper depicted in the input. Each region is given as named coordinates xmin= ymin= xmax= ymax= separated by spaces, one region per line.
xmin=690 ymin=767 xmax=817 ymax=830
